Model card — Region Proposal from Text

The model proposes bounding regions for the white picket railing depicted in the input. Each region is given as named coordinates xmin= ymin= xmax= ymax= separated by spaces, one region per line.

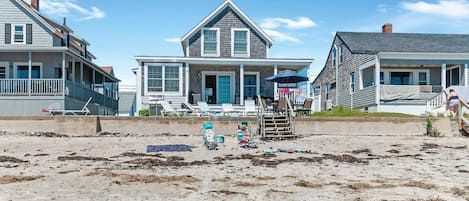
xmin=426 ymin=92 xmax=446 ymax=110
xmin=0 ymin=79 xmax=63 ymax=96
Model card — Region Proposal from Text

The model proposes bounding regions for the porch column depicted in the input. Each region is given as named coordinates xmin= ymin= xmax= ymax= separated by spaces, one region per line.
xmin=71 ymin=57 xmax=75 ymax=83
xmin=28 ymin=52 xmax=32 ymax=96
xmin=185 ymin=62 xmax=190 ymax=102
xmin=441 ymin=64 xmax=446 ymax=89
xmin=62 ymin=52 xmax=66 ymax=96
xmin=464 ymin=64 xmax=469 ymax=87
xmin=240 ymin=64 xmax=244 ymax=105
xmin=80 ymin=62 xmax=83 ymax=85
xmin=274 ymin=64 xmax=278 ymax=100
xmin=375 ymin=56 xmax=380 ymax=106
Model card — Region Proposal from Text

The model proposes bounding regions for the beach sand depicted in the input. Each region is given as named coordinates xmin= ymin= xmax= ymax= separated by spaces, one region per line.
xmin=0 ymin=134 xmax=468 ymax=201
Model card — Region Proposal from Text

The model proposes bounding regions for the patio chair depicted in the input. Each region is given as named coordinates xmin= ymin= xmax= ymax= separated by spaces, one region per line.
xmin=49 ymin=97 xmax=92 ymax=115
xmin=222 ymin=103 xmax=242 ymax=117
xmin=295 ymin=98 xmax=313 ymax=116
xmin=197 ymin=101 xmax=216 ymax=116
xmin=158 ymin=101 xmax=180 ymax=117
xmin=244 ymin=100 xmax=257 ymax=116
xmin=41 ymin=103 xmax=61 ymax=114
xmin=181 ymin=102 xmax=203 ymax=116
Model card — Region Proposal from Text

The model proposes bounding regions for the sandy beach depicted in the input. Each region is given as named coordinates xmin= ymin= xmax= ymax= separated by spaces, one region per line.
xmin=0 ymin=133 xmax=468 ymax=201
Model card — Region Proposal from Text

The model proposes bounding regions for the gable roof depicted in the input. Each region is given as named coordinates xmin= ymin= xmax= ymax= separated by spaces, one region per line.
xmin=337 ymin=32 xmax=469 ymax=54
xmin=15 ymin=0 xmax=63 ymax=38
xmin=180 ymin=0 xmax=274 ymax=50
xmin=99 ymin=66 xmax=114 ymax=77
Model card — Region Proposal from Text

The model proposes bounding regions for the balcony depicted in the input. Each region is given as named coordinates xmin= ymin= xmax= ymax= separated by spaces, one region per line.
xmin=0 ymin=79 xmax=63 ymax=96
xmin=0 ymin=79 xmax=118 ymax=110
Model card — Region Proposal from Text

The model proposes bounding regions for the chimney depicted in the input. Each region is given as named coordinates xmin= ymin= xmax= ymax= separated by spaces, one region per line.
xmin=382 ymin=23 xmax=392 ymax=33
xmin=63 ymin=17 xmax=67 ymax=26
xmin=31 ymin=0 xmax=39 ymax=11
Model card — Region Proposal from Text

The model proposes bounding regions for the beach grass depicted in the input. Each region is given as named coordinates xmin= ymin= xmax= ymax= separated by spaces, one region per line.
xmin=311 ymin=106 xmax=417 ymax=118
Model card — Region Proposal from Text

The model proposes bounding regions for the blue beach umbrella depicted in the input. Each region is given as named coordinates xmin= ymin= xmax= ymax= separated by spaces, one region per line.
xmin=266 ymin=70 xmax=309 ymax=83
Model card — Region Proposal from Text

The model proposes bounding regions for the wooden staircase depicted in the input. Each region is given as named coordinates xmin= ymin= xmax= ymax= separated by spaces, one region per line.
xmin=457 ymin=98 xmax=469 ymax=136
xmin=257 ymin=95 xmax=296 ymax=140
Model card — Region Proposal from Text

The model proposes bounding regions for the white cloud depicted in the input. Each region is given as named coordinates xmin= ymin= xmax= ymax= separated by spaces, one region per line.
xmin=401 ymin=0 xmax=469 ymax=19
xmin=264 ymin=29 xmax=301 ymax=43
xmin=163 ymin=37 xmax=180 ymax=43
xmin=39 ymin=0 xmax=105 ymax=21
xmin=261 ymin=17 xmax=316 ymax=29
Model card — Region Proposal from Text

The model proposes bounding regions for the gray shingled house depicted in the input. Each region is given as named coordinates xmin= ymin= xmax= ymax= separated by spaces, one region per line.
xmin=312 ymin=24 xmax=469 ymax=115
xmin=0 ymin=0 xmax=119 ymax=116
xmin=135 ymin=0 xmax=313 ymax=112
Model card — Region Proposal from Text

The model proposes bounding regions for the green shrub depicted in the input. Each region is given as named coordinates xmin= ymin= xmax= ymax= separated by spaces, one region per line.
xmin=138 ymin=109 xmax=149 ymax=117
xmin=426 ymin=116 xmax=443 ymax=137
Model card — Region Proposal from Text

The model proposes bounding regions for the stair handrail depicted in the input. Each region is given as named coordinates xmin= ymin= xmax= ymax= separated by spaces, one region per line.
xmin=257 ymin=95 xmax=266 ymax=138
xmin=285 ymin=97 xmax=295 ymax=136
xmin=426 ymin=91 xmax=446 ymax=111
xmin=458 ymin=97 xmax=469 ymax=132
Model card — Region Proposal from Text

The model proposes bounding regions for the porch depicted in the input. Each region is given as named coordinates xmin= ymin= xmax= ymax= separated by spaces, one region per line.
xmin=0 ymin=51 xmax=119 ymax=115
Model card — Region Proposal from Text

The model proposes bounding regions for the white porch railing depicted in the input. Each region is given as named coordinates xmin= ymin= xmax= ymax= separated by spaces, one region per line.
xmin=0 ymin=79 xmax=63 ymax=96
xmin=426 ymin=92 xmax=446 ymax=110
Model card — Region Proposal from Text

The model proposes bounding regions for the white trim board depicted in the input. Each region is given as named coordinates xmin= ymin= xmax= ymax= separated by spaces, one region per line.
xmin=201 ymin=71 xmax=236 ymax=104
xmin=12 ymin=24 xmax=26 ymax=45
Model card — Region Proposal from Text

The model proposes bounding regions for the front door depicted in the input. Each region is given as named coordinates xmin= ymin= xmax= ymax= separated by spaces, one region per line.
xmin=217 ymin=75 xmax=231 ymax=104
xmin=203 ymin=72 xmax=234 ymax=104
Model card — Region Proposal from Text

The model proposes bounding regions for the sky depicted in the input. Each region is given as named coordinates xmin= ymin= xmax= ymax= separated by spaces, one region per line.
xmin=31 ymin=0 xmax=469 ymax=85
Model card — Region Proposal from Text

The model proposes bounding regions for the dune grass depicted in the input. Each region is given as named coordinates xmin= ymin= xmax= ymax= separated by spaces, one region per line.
xmin=311 ymin=106 xmax=417 ymax=118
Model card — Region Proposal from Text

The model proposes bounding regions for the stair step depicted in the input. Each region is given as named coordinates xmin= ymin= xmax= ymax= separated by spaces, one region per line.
xmin=264 ymin=134 xmax=297 ymax=138
xmin=265 ymin=122 xmax=290 ymax=126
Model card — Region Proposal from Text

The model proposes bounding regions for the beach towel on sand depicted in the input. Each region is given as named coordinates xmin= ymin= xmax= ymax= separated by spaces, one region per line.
xmin=147 ymin=144 xmax=193 ymax=152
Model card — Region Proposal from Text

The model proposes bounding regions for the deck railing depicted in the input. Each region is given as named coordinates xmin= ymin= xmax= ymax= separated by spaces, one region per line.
xmin=0 ymin=79 xmax=63 ymax=96
xmin=66 ymin=80 xmax=118 ymax=111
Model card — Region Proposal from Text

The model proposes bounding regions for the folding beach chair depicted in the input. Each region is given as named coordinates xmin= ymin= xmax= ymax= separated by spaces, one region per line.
xmin=181 ymin=102 xmax=202 ymax=116
xmin=197 ymin=101 xmax=216 ymax=116
xmin=49 ymin=97 xmax=92 ymax=115
xmin=222 ymin=103 xmax=241 ymax=117
xmin=158 ymin=101 xmax=180 ymax=116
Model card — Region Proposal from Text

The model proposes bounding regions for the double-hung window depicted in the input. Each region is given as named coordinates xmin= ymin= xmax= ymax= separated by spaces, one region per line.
xmin=232 ymin=28 xmax=249 ymax=57
xmin=418 ymin=72 xmax=428 ymax=85
xmin=147 ymin=65 xmax=180 ymax=93
xmin=13 ymin=25 xmax=25 ymax=44
xmin=0 ymin=67 xmax=6 ymax=79
xmin=202 ymin=28 xmax=219 ymax=56
xmin=325 ymin=83 xmax=330 ymax=100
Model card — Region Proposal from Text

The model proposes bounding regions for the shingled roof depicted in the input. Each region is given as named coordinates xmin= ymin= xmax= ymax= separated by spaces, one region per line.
xmin=337 ymin=32 xmax=469 ymax=54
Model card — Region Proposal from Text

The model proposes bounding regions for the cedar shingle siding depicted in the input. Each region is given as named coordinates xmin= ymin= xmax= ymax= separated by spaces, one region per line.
xmin=188 ymin=7 xmax=267 ymax=59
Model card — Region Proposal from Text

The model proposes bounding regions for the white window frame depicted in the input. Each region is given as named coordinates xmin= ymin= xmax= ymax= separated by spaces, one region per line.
xmin=144 ymin=63 xmax=183 ymax=96
xmin=380 ymin=68 xmax=430 ymax=85
xmin=13 ymin=62 xmax=42 ymax=78
xmin=243 ymin=71 xmax=260 ymax=98
xmin=332 ymin=46 xmax=338 ymax=68
xmin=349 ymin=72 xmax=355 ymax=95
xmin=0 ymin=62 xmax=9 ymax=79
xmin=12 ymin=24 xmax=26 ymax=44
xmin=231 ymin=28 xmax=250 ymax=57
xmin=201 ymin=28 xmax=220 ymax=57
xmin=339 ymin=45 xmax=345 ymax=65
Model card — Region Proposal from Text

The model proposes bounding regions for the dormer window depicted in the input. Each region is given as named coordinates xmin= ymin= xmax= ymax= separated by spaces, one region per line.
xmin=13 ymin=25 xmax=25 ymax=44
xmin=232 ymin=28 xmax=250 ymax=57
xmin=201 ymin=28 xmax=219 ymax=57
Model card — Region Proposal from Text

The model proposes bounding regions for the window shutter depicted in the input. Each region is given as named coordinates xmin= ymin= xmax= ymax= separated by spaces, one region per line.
xmin=5 ymin=24 xmax=11 ymax=44
xmin=26 ymin=24 xmax=32 ymax=44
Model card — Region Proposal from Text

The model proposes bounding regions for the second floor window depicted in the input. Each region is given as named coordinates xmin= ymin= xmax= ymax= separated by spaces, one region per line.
xmin=339 ymin=45 xmax=345 ymax=64
xmin=13 ymin=25 xmax=25 ymax=44
xmin=233 ymin=29 xmax=249 ymax=56
xmin=202 ymin=29 xmax=219 ymax=56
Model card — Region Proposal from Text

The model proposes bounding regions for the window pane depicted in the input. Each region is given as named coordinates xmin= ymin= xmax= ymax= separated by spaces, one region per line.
xmin=148 ymin=66 xmax=162 ymax=78
xmin=390 ymin=72 xmax=411 ymax=85
xmin=332 ymin=49 xmax=337 ymax=66
xmin=244 ymin=74 xmax=257 ymax=97
xmin=165 ymin=80 xmax=179 ymax=92
xmin=451 ymin=68 xmax=460 ymax=85
xmin=148 ymin=80 xmax=162 ymax=92
xmin=165 ymin=66 xmax=179 ymax=79
xmin=418 ymin=72 xmax=427 ymax=85
xmin=244 ymin=75 xmax=256 ymax=85
xmin=15 ymin=26 xmax=23 ymax=32
xmin=0 ymin=67 xmax=6 ymax=79
xmin=380 ymin=72 xmax=384 ymax=84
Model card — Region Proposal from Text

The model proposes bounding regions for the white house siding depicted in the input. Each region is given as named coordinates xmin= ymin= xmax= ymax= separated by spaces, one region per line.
xmin=0 ymin=0 xmax=54 ymax=47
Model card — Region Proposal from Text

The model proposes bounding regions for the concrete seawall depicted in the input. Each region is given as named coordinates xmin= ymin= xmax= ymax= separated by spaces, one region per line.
xmin=0 ymin=116 xmax=454 ymax=137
